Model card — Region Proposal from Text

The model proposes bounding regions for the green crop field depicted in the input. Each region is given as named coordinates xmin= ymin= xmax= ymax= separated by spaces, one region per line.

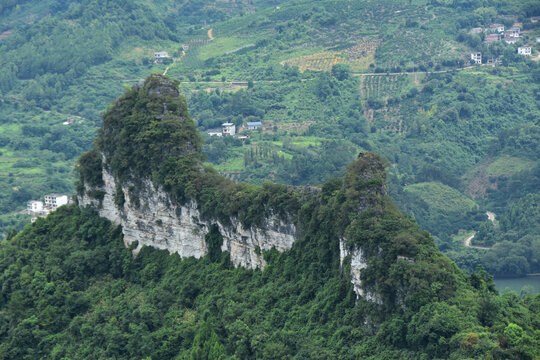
xmin=486 ymin=155 xmax=535 ymax=176
xmin=404 ymin=182 xmax=478 ymax=214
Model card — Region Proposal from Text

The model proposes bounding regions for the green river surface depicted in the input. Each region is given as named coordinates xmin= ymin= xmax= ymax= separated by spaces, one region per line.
xmin=494 ymin=276 xmax=540 ymax=294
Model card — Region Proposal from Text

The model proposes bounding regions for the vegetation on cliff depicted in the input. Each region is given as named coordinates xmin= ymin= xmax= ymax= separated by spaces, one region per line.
xmin=52 ymin=75 xmax=540 ymax=358
xmin=1 ymin=190 xmax=539 ymax=358
xmin=0 ymin=0 xmax=539 ymax=281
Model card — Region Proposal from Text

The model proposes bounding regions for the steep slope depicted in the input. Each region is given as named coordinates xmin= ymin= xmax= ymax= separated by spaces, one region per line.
xmin=1 ymin=74 xmax=539 ymax=359
xmin=77 ymin=74 xmax=431 ymax=302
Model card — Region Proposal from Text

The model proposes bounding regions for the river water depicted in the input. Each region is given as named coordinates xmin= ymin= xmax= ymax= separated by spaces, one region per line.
xmin=494 ymin=276 xmax=540 ymax=294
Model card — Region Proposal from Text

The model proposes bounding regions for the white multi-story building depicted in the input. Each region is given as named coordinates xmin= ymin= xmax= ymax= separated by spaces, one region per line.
xmin=518 ymin=45 xmax=532 ymax=56
xmin=27 ymin=200 xmax=44 ymax=214
xmin=222 ymin=123 xmax=236 ymax=136
xmin=470 ymin=52 xmax=482 ymax=64
xmin=44 ymin=194 xmax=69 ymax=210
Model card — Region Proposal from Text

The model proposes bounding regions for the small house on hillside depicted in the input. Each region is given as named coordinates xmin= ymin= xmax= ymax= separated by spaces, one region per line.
xmin=245 ymin=121 xmax=262 ymax=130
xmin=28 ymin=194 xmax=70 ymax=222
xmin=505 ymin=27 xmax=520 ymax=38
xmin=489 ymin=24 xmax=505 ymax=33
xmin=154 ymin=51 xmax=170 ymax=63
xmin=470 ymin=52 xmax=482 ymax=64
xmin=504 ymin=34 xmax=518 ymax=44
xmin=486 ymin=56 xmax=501 ymax=65
xmin=484 ymin=33 xmax=502 ymax=44
xmin=62 ymin=116 xmax=76 ymax=126
xmin=470 ymin=27 xmax=483 ymax=35
xmin=518 ymin=45 xmax=532 ymax=56
xmin=222 ymin=123 xmax=236 ymax=136
xmin=536 ymin=37 xmax=540 ymax=43
xmin=207 ymin=129 xmax=223 ymax=137
xmin=27 ymin=201 xmax=44 ymax=214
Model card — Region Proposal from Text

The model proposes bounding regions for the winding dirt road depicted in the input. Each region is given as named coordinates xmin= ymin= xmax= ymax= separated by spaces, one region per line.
xmin=463 ymin=232 xmax=491 ymax=250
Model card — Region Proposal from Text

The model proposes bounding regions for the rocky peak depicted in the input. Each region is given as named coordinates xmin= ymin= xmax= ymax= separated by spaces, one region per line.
xmin=76 ymin=74 xmax=441 ymax=305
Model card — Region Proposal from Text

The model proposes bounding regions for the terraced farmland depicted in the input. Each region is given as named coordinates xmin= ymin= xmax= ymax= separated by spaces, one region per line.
xmin=282 ymin=37 xmax=380 ymax=72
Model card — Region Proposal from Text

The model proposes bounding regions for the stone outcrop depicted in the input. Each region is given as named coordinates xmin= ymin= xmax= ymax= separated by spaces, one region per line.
xmin=78 ymin=161 xmax=381 ymax=300
xmin=79 ymin=166 xmax=296 ymax=270
xmin=76 ymin=75 xmax=391 ymax=301
xmin=339 ymin=239 xmax=381 ymax=303
xmin=78 ymin=156 xmax=386 ymax=299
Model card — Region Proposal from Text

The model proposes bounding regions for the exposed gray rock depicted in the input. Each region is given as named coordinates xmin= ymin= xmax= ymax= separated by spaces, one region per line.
xmin=79 ymin=155 xmax=381 ymax=302
xmin=79 ymin=167 xmax=296 ymax=270
xmin=339 ymin=238 xmax=382 ymax=303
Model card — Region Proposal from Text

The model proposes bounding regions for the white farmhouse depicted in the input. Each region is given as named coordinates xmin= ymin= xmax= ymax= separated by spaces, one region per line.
xmin=44 ymin=194 xmax=69 ymax=210
xmin=154 ymin=51 xmax=170 ymax=63
xmin=518 ymin=45 xmax=532 ymax=56
xmin=245 ymin=121 xmax=262 ymax=130
xmin=222 ymin=123 xmax=236 ymax=136
xmin=27 ymin=200 xmax=44 ymax=214
xmin=470 ymin=52 xmax=482 ymax=64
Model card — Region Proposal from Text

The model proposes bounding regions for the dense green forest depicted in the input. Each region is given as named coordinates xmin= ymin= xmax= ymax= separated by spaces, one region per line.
xmin=0 ymin=0 xmax=539 ymax=280
xmin=2 ymin=76 xmax=540 ymax=358
xmin=2 ymin=205 xmax=538 ymax=359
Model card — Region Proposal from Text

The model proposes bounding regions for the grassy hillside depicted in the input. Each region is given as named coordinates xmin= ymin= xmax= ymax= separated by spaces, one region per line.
xmin=404 ymin=182 xmax=478 ymax=215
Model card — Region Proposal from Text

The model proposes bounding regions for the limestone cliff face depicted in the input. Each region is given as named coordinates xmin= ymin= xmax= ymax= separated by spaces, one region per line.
xmin=78 ymin=162 xmax=375 ymax=299
xmin=77 ymin=157 xmax=386 ymax=299
xmin=79 ymin=166 xmax=296 ymax=270
xmin=339 ymin=239 xmax=382 ymax=303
